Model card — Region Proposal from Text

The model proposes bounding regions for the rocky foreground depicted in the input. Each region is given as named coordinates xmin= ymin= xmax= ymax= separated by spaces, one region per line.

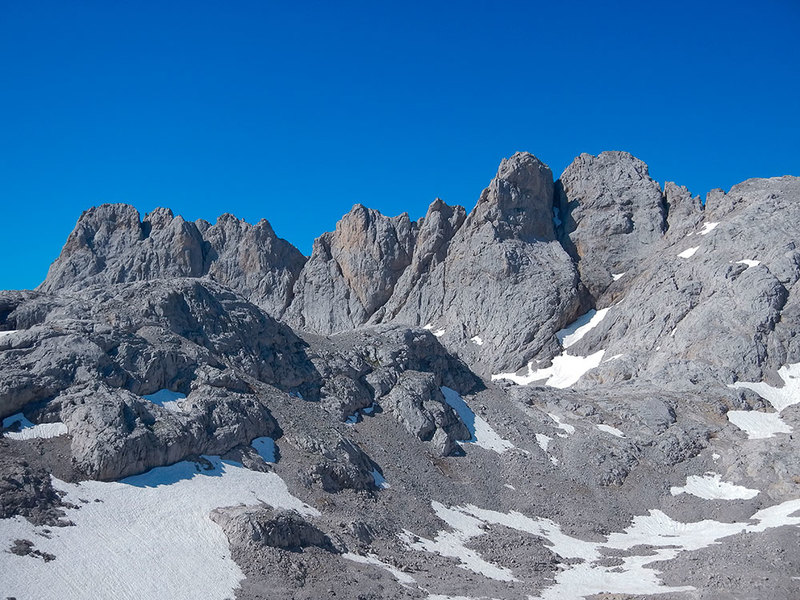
xmin=2 ymin=151 xmax=799 ymax=599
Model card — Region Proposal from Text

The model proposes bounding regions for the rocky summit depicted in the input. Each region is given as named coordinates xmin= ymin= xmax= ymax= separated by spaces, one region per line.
xmin=2 ymin=151 xmax=800 ymax=600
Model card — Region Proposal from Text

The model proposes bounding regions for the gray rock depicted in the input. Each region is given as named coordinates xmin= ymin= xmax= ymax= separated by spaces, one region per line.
xmin=38 ymin=205 xmax=306 ymax=318
xmin=557 ymin=151 xmax=667 ymax=300
xmin=284 ymin=205 xmax=417 ymax=333
xmin=381 ymin=371 xmax=469 ymax=456
xmin=210 ymin=506 xmax=336 ymax=552
xmin=202 ymin=213 xmax=306 ymax=315
xmin=380 ymin=152 xmax=587 ymax=375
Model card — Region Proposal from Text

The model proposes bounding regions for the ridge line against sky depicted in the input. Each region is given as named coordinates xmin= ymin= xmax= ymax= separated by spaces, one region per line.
xmin=1 ymin=0 xmax=798 ymax=290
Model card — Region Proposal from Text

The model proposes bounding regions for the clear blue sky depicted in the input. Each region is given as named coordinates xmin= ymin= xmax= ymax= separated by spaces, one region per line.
xmin=1 ymin=0 xmax=798 ymax=290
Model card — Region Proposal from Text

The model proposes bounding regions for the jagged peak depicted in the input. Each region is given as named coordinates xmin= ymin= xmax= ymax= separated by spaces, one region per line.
xmin=468 ymin=151 xmax=556 ymax=242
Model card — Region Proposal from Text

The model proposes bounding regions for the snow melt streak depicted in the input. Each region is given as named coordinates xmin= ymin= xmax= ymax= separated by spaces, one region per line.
xmin=0 ymin=456 xmax=317 ymax=600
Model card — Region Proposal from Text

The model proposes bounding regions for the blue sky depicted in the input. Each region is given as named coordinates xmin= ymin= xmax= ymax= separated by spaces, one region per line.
xmin=1 ymin=0 xmax=798 ymax=290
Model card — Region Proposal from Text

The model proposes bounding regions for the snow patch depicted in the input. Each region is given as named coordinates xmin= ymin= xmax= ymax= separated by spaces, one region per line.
xmin=729 ymin=363 xmax=800 ymax=412
xmin=441 ymin=387 xmax=515 ymax=454
xmin=556 ymin=308 xmax=610 ymax=349
xmin=399 ymin=502 xmax=516 ymax=582
xmin=343 ymin=553 xmax=414 ymax=584
xmin=597 ymin=424 xmax=625 ymax=438
xmin=0 ymin=456 xmax=317 ymax=600
xmin=611 ymin=272 xmax=626 ymax=281
xmin=142 ymin=389 xmax=186 ymax=412
xmin=433 ymin=329 xmax=446 ymax=337
xmin=678 ymin=246 xmax=699 ymax=258
xmin=470 ymin=335 xmax=484 ymax=346
xmin=670 ymin=472 xmax=759 ymax=500
xmin=727 ymin=363 xmax=800 ymax=438
xmin=737 ymin=259 xmax=761 ymax=268
xmin=0 ymin=329 xmax=18 ymax=340
xmin=699 ymin=222 xmax=719 ymax=235
xmin=547 ymin=413 xmax=575 ymax=436
xmin=2 ymin=413 xmax=68 ymax=440
xmin=726 ymin=410 xmax=792 ymax=439
xmin=492 ymin=351 xmax=605 ymax=389
xmin=535 ymin=433 xmax=558 ymax=465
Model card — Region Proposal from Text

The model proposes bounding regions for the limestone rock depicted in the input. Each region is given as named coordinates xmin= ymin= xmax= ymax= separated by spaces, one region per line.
xmin=557 ymin=151 xmax=668 ymax=299
xmin=210 ymin=506 xmax=336 ymax=553
xmin=381 ymin=371 xmax=470 ymax=456
xmin=284 ymin=205 xmax=417 ymax=333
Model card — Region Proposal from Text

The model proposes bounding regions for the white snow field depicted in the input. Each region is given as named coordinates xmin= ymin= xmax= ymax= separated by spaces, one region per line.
xmin=678 ymin=246 xmax=699 ymax=258
xmin=546 ymin=413 xmax=575 ymax=436
xmin=729 ymin=363 xmax=800 ymax=412
xmin=727 ymin=362 xmax=800 ymax=438
xmin=402 ymin=498 xmax=800 ymax=600
xmin=726 ymin=410 xmax=792 ymax=439
xmin=611 ymin=272 xmax=626 ymax=281
xmin=141 ymin=389 xmax=186 ymax=412
xmin=0 ymin=456 xmax=318 ymax=600
xmin=470 ymin=335 xmax=484 ymax=346
xmin=670 ymin=472 xmax=759 ymax=500
xmin=441 ymin=387 xmax=515 ymax=453
xmin=2 ymin=413 xmax=68 ymax=440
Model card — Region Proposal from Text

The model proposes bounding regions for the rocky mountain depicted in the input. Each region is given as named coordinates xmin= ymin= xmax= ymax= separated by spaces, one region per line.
xmin=2 ymin=151 xmax=800 ymax=600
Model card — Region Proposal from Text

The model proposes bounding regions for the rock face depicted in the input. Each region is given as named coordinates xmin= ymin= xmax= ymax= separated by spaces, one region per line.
xmin=375 ymin=152 xmax=587 ymax=375
xmin=557 ymin=151 xmax=667 ymax=299
xmin=283 ymin=205 xmax=417 ymax=333
xmin=39 ymin=207 xmax=306 ymax=316
xmin=382 ymin=371 xmax=470 ymax=456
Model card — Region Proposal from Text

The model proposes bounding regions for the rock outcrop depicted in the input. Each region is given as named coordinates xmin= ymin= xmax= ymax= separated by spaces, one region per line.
xmin=39 ymin=207 xmax=306 ymax=316
xmin=283 ymin=205 xmax=417 ymax=333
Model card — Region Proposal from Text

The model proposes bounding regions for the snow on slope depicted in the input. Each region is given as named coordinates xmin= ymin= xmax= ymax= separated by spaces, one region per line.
xmin=2 ymin=413 xmax=68 ymax=440
xmin=441 ymin=387 xmax=515 ymax=454
xmin=670 ymin=473 xmax=759 ymax=500
xmin=343 ymin=552 xmax=414 ymax=584
xmin=596 ymin=424 xmax=625 ymax=438
xmin=492 ymin=307 xmax=610 ymax=389
xmin=726 ymin=410 xmax=792 ymax=439
xmin=556 ymin=308 xmax=610 ymax=349
xmin=727 ymin=363 xmax=800 ymax=438
xmin=0 ymin=456 xmax=318 ymax=600
xmin=678 ymin=246 xmax=699 ymax=258
xmin=403 ymin=497 xmax=800 ymax=600
xmin=492 ymin=352 xmax=605 ymax=388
